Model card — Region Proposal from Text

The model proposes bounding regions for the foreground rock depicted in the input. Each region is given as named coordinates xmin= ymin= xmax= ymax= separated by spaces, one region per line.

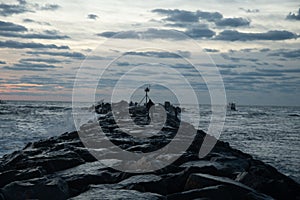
xmin=0 ymin=109 xmax=299 ymax=200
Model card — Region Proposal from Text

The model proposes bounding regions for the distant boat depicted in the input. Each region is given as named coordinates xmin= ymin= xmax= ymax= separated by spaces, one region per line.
xmin=228 ymin=102 xmax=237 ymax=111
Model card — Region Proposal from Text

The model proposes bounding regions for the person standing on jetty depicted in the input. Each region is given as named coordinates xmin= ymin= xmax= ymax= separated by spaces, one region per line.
xmin=146 ymin=99 xmax=155 ymax=120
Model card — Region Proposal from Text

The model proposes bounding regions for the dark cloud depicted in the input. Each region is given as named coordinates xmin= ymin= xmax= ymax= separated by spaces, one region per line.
xmin=221 ymin=54 xmax=258 ymax=62
xmin=0 ymin=40 xmax=69 ymax=49
xmin=185 ymin=28 xmax=215 ymax=38
xmin=3 ymin=62 xmax=61 ymax=71
xmin=217 ymin=64 xmax=246 ymax=68
xmin=124 ymin=50 xmax=191 ymax=58
xmin=286 ymin=8 xmax=300 ymax=20
xmin=165 ymin=22 xmax=193 ymax=28
xmin=220 ymin=69 xmax=238 ymax=76
xmin=215 ymin=17 xmax=250 ymax=27
xmin=23 ymin=18 xmax=51 ymax=25
xmin=152 ymin=9 xmax=200 ymax=22
xmin=19 ymin=58 xmax=64 ymax=64
xmin=268 ymin=49 xmax=300 ymax=58
xmin=240 ymin=48 xmax=255 ymax=53
xmin=116 ymin=62 xmax=130 ymax=66
xmin=260 ymin=48 xmax=271 ymax=52
xmin=26 ymin=51 xmax=85 ymax=59
xmin=97 ymin=28 xmax=215 ymax=40
xmin=196 ymin=10 xmax=223 ymax=22
xmin=215 ymin=30 xmax=298 ymax=41
xmin=97 ymin=30 xmax=139 ymax=39
xmin=238 ymin=71 xmax=283 ymax=77
xmin=23 ymin=18 xmax=35 ymax=23
xmin=0 ymin=61 xmax=6 ymax=64
xmin=152 ymin=8 xmax=249 ymax=28
xmin=39 ymin=4 xmax=60 ymax=11
xmin=0 ymin=20 xmax=27 ymax=32
xmin=0 ymin=0 xmax=30 ymax=16
xmin=0 ymin=30 xmax=69 ymax=39
xmin=0 ymin=0 xmax=60 ymax=17
xmin=239 ymin=8 xmax=259 ymax=13
xmin=257 ymin=68 xmax=300 ymax=74
xmin=0 ymin=20 xmax=68 ymax=39
xmin=87 ymin=14 xmax=98 ymax=20
xmin=177 ymin=50 xmax=191 ymax=58
xmin=204 ymin=48 xmax=219 ymax=53
xmin=152 ymin=9 xmax=223 ymax=22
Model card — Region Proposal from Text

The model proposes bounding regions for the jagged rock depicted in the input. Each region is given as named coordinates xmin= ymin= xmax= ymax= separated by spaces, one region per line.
xmin=0 ymin=105 xmax=299 ymax=200
xmin=119 ymin=174 xmax=164 ymax=194
xmin=0 ymin=167 xmax=45 ymax=188
xmin=185 ymin=173 xmax=257 ymax=191
xmin=53 ymin=161 xmax=129 ymax=197
xmin=0 ymin=177 xmax=69 ymax=200
xmin=235 ymin=162 xmax=300 ymax=200
xmin=64 ymin=170 xmax=126 ymax=197
xmin=184 ymin=173 xmax=273 ymax=199
xmin=69 ymin=188 xmax=165 ymax=200
xmin=0 ymin=149 xmax=85 ymax=174
xmin=167 ymin=185 xmax=273 ymax=200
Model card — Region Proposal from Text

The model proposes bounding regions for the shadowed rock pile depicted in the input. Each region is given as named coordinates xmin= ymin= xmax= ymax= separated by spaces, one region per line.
xmin=0 ymin=108 xmax=299 ymax=200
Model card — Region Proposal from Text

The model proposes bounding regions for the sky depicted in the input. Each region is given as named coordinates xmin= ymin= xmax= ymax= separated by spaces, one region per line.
xmin=0 ymin=0 xmax=299 ymax=106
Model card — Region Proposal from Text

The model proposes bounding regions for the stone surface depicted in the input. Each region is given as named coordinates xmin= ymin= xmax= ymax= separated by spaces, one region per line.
xmin=168 ymin=185 xmax=272 ymax=200
xmin=70 ymin=188 xmax=165 ymax=200
xmin=184 ymin=173 xmax=272 ymax=199
xmin=0 ymin=106 xmax=299 ymax=200
xmin=1 ymin=177 xmax=69 ymax=200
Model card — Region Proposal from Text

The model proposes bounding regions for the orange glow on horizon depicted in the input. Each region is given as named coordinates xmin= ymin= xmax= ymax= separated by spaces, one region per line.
xmin=1 ymin=83 xmax=43 ymax=89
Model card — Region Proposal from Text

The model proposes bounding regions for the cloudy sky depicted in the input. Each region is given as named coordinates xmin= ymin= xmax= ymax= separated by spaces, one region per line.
xmin=0 ymin=0 xmax=299 ymax=105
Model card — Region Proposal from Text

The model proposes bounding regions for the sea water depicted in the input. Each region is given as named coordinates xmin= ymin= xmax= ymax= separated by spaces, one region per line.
xmin=0 ymin=101 xmax=299 ymax=182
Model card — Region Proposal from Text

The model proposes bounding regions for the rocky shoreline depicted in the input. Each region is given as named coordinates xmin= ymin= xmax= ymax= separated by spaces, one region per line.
xmin=0 ymin=106 xmax=299 ymax=200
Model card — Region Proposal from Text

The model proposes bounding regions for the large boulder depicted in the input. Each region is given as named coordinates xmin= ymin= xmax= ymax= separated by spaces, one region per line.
xmin=168 ymin=185 xmax=272 ymax=200
xmin=0 ymin=177 xmax=69 ymax=200
xmin=119 ymin=174 xmax=164 ymax=194
xmin=184 ymin=173 xmax=273 ymax=199
xmin=69 ymin=188 xmax=165 ymax=200
xmin=0 ymin=107 xmax=299 ymax=200
xmin=0 ymin=167 xmax=45 ymax=188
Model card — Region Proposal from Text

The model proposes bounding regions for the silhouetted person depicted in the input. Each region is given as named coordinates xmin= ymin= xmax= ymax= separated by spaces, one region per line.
xmin=146 ymin=99 xmax=154 ymax=111
xmin=146 ymin=99 xmax=154 ymax=120
xmin=129 ymin=101 xmax=134 ymax=107
xmin=175 ymin=106 xmax=181 ymax=120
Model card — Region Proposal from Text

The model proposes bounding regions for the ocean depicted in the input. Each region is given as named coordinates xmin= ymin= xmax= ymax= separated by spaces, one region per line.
xmin=0 ymin=100 xmax=299 ymax=183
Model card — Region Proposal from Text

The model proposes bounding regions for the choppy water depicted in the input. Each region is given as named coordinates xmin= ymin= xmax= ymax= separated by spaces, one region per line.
xmin=0 ymin=101 xmax=75 ymax=157
xmin=185 ymin=104 xmax=300 ymax=183
xmin=0 ymin=101 xmax=299 ymax=182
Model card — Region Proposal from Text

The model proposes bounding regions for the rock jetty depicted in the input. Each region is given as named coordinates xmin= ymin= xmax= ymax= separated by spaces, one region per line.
xmin=0 ymin=102 xmax=299 ymax=200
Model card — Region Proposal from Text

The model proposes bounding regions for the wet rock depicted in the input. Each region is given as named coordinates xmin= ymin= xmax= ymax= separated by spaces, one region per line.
xmin=168 ymin=185 xmax=273 ymax=200
xmin=119 ymin=174 xmax=164 ymax=194
xmin=1 ymin=149 xmax=85 ymax=174
xmin=64 ymin=170 xmax=126 ymax=197
xmin=0 ymin=167 xmax=46 ymax=188
xmin=23 ymin=153 xmax=85 ymax=173
xmin=179 ymin=160 xmax=227 ymax=177
xmin=235 ymin=161 xmax=300 ymax=200
xmin=0 ymin=170 xmax=16 ymax=188
xmin=0 ymin=105 xmax=299 ymax=200
xmin=1 ymin=177 xmax=69 ymax=200
xmin=184 ymin=173 xmax=273 ymax=199
xmin=185 ymin=173 xmax=255 ymax=191
xmin=53 ymin=161 xmax=129 ymax=197
xmin=70 ymin=188 xmax=165 ymax=200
